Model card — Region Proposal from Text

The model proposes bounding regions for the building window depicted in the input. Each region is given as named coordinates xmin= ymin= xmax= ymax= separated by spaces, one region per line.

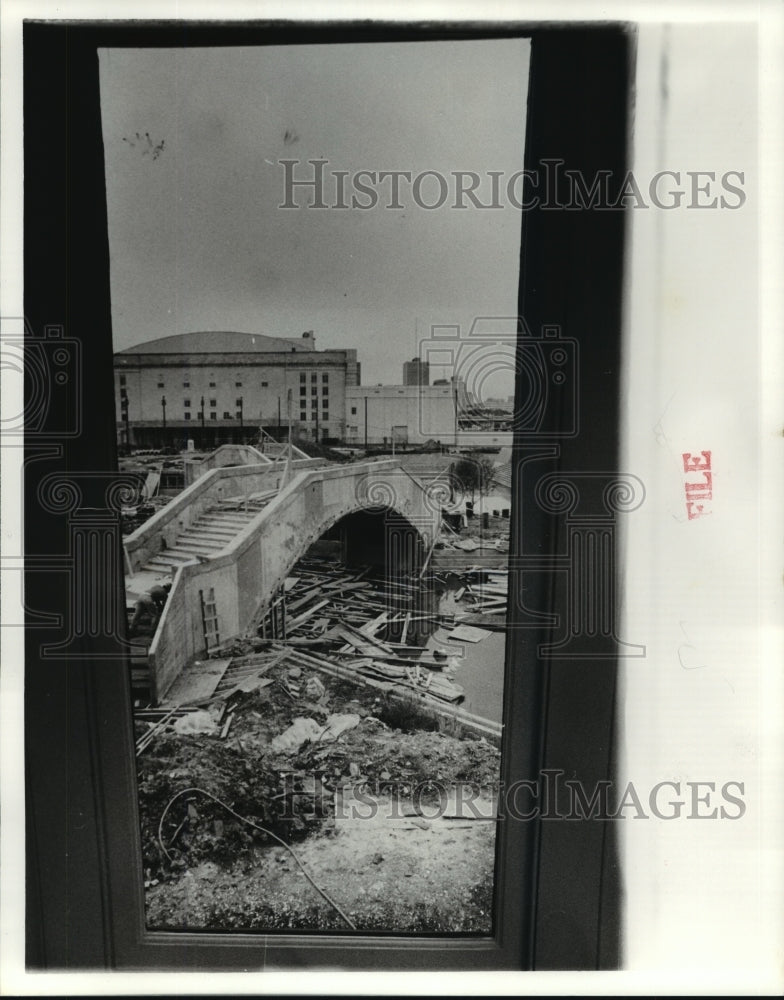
xmin=311 ymin=386 xmax=317 ymax=396
xmin=300 ymin=373 xmax=306 ymax=383
xmin=261 ymin=381 xmax=268 ymax=387
xmin=184 ymin=412 xmax=191 ymax=420
xmin=322 ymin=395 xmax=328 ymax=407
xmin=235 ymin=381 xmax=242 ymax=388
xmin=119 ymin=374 xmax=126 ymax=386
xmin=311 ymin=411 xmax=317 ymax=421
xmin=210 ymin=412 xmax=217 ymax=420
xmin=322 ymin=410 xmax=329 ymax=420
xmin=351 ymin=406 xmax=357 ymax=415
xmin=235 ymin=398 xmax=242 ymax=407
xmin=223 ymin=411 xmax=231 ymax=419
xmin=184 ymin=399 xmax=191 ymax=408
xmin=322 ymin=386 xmax=329 ymax=397
xmin=235 ymin=411 xmax=242 ymax=420
xmin=311 ymin=373 xmax=317 ymax=383
xmin=322 ymin=373 xmax=329 ymax=384
xmin=300 ymin=411 xmax=307 ymax=421
xmin=311 ymin=397 xmax=317 ymax=408
xmin=209 ymin=399 xmax=217 ymax=408
xmin=209 ymin=381 xmax=216 ymax=388
xmin=157 ymin=381 xmax=165 ymax=388
xmin=183 ymin=381 xmax=190 ymax=387
xmin=300 ymin=386 xmax=306 ymax=397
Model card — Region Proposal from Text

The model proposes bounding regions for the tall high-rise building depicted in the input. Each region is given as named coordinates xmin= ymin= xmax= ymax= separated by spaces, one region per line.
xmin=403 ymin=357 xmax=429 ymax=385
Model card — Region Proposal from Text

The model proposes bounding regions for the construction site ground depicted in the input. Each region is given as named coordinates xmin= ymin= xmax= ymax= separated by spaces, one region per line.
xmin=139 ymin=651 xmax=501 ymax=933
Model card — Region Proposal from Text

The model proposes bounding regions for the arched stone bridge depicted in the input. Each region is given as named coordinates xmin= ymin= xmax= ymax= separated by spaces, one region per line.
xmin=125 ymin=459 xmax=443 ymax=701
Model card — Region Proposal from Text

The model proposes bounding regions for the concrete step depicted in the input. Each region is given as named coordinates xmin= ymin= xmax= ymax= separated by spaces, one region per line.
xmin=184 ymin=530 xmax=235 ymax=544
xmin=204 ymin=514 xmax=256 ymax=527
xmin=175 ymin=539 xmax=224 ymax=553
xmin=150 ymin=548 xmax=206 ymax=563
xmin=166 ymin=544 xmax=214 ymax=557
xmin=145 ymin=556 xmax=196 ymax=572
xmin=191 ymin=524 xmax=242 ymax=538
xmin=191 ymin=521 xmax=238 ymax=534
xmin=177 ymin=532 xmax=226 ymax=545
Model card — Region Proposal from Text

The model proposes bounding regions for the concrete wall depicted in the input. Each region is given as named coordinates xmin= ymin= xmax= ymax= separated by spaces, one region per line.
xmin=146 ymin=459 xmax=440 ymax=701
xmin=183 ymin=443 xmax=272 ymax=486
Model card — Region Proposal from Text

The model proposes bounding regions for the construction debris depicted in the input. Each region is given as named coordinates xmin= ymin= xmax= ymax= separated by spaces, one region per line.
xmin=173 ymin=710 xmax=217 ymax=735
xmin=139 ymin=553 xmax=511 ymax=752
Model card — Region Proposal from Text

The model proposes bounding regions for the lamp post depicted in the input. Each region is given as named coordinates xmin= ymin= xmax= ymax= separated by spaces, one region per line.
xmin=364 ymin=395 xmax=368 ymax=451
xmin=161 ymin=395 xmax=167 ymax=447
xmin=121 ymin=389 xmax=130 ymax=450
xmin=238 ymin=395 xmax=244 ymax=440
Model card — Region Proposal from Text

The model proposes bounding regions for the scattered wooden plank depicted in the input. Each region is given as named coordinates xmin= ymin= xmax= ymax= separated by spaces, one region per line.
xmin=161 ymin=658 xmax=233 ymax=706
xmin=135 ymin=708 xmax=178 ymax=755
xmin=286 ymin=599 xmax=330 ymax=633
xmin=450 ymin=624 xmax=493 ymax=643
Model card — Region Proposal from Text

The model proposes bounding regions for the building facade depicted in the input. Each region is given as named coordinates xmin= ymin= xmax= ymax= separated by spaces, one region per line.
xmin=345 ymin=384 xmax=457 ymax=447
xmin=114 ymin=330 xmax=360 ymax=449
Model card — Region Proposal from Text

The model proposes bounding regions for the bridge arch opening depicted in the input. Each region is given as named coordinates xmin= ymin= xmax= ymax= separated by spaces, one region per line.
xmin=259 ymin=504 xmax=436 ymax=647
xmin=321 ymin=507 xmax=427 ymax=577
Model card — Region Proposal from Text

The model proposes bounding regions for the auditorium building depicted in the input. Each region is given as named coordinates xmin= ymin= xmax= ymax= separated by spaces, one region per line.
xmin=114 ymin=330 xmax=361 ymax=450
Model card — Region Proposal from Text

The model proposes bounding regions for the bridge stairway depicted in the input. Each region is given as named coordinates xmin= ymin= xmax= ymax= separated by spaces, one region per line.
xmin=142 ymin=491 xmax=276 ymax=575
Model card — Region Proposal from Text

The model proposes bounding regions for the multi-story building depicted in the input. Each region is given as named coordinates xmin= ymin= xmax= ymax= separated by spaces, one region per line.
xmin=402 ymin=357 xmax=430 ymax=386
xmin=114 ymin=330 xmax=360 ymax=450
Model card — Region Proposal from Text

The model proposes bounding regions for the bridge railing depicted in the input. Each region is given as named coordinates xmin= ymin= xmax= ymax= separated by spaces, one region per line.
xmin=183 ymin=444 xmax=273 ymax=486
xmin=124 ymin=456 xmax=325 ymax=574
xmin=146 ymin=459 xmax=440 ymax=701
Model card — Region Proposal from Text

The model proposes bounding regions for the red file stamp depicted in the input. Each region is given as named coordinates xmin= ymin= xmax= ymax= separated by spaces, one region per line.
xmin=682 ymin=450 xmax=712 ymax=520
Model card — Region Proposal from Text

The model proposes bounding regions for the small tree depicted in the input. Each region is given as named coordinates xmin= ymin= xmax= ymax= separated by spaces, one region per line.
xmin=450 ymin=456 xmax=496 ymax=504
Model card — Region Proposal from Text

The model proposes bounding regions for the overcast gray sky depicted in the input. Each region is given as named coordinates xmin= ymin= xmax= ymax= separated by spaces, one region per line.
xmin=99 ymin=39 xmax=530 ymax=391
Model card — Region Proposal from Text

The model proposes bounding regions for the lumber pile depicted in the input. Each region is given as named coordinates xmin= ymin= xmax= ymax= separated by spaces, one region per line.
xmin=450 ymin=568 xmax=509 ymax=631
xmin=152 ymin=557 xmax=510 ymax=730
xmin=257 ymin=557 xmax=458 ymax=642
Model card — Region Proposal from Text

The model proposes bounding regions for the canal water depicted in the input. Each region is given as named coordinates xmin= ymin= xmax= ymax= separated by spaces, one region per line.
xmin=380 ymin=571 xmax=507 ymax=725
xmin=429 ymin=586 xmax=507 ymax=724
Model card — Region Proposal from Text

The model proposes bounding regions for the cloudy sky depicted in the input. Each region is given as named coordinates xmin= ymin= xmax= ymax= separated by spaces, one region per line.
xmin=99 ymin=39 xmax=530 ymax=391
